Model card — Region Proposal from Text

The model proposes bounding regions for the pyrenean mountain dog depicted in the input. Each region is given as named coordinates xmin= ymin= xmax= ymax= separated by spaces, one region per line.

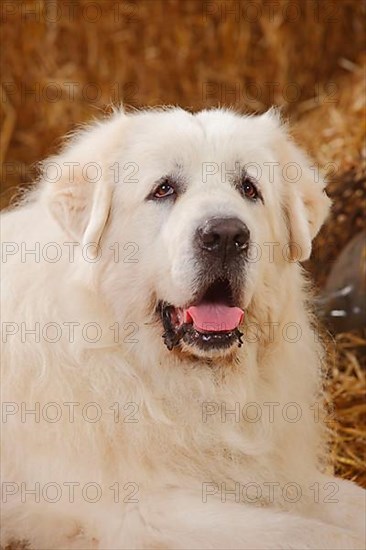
xmin=1 ymin=107 xmax=365 ymax=549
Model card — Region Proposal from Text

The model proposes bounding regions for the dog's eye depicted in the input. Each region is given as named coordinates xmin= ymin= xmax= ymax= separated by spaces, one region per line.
xmin=153 ymin=182 xmax=176 ymax=199
xmin=241 ymin=176 xmax=259 ymax=201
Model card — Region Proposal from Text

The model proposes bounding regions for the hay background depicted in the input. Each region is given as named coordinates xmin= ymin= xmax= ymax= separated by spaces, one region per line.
xmin=1 ymin=0 xmax=365 ymax=488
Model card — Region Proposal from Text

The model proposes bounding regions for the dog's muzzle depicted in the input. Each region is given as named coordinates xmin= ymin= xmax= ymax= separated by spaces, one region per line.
xmin=157 ymin=216 xmax=250 ymax=354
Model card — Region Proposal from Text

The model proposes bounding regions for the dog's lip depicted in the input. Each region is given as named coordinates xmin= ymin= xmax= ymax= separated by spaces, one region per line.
xmin=181 ymin=324 xmax=244 ymax=351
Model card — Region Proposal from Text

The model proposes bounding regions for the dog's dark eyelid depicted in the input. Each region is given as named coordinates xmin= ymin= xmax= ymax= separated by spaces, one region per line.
xmin=147 ymin=175 xmax=181 ymax=201
xmin=236 ymin=173 xmax=264 ymax=204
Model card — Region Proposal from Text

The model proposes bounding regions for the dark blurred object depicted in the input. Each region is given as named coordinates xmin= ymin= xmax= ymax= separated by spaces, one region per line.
xmin=307 ymin=164 xmax=366 ymax=288
xmin=317 ymin=231 xmax=366 ymax=333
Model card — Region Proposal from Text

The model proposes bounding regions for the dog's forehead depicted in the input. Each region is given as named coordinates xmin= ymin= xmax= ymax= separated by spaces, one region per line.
xmin=123 ymin=108 xmax=277 ymax=171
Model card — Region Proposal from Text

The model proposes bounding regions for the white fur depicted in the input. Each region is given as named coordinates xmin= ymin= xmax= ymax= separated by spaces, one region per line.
xmin=1 ymin=107 xmax=364 ymax=549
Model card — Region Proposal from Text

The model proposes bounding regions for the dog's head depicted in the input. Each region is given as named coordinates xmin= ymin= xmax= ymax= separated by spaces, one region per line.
xmin=45 ymin=108 xmax=330 ymax=360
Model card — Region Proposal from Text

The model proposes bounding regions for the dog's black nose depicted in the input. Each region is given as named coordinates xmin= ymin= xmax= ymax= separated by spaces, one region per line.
xmin=196 ymin=217 xmax=250 ymax=260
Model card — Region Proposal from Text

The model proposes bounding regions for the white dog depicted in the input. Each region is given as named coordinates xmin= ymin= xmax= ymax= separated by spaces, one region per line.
xmin=1 ymin=107 xmax=365 ymax=549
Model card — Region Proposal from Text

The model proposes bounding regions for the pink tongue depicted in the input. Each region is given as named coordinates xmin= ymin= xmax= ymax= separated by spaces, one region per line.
xmin=184 ymin=304 xmax=244 ymax=333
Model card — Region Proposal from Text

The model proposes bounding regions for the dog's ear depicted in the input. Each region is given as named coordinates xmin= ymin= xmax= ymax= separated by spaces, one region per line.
xmin=42 ymin=118 xmax=122 ymax=249
xmin=45 ymin=160 xmax=112 ymax=248
xmin=283 ymin=155 xmax=330 ymax=262
xmin=265 ymin=111 xmax=331 ymax=262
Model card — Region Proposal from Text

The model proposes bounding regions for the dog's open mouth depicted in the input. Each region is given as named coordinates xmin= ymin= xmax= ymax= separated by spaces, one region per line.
xmin=159 ymin=278 xmax=244 ymax=352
